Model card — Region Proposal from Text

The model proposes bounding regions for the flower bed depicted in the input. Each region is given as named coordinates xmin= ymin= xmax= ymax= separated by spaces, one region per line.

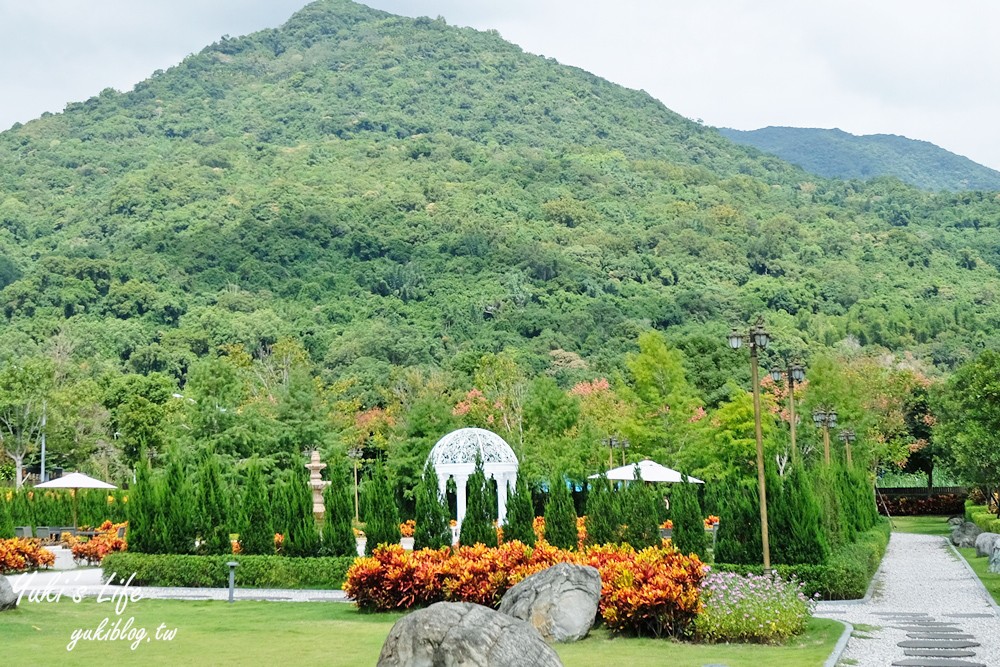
xmin=0 ymin=537 xmax=56 ymax=574
xmin=695 ymin=571 xmax=816 ymax=643
xmin=344 ymin=540 xmax=706 ymax=638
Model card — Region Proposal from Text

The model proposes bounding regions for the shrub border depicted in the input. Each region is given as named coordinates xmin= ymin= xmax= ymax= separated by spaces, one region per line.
xmin=101 ymin=553 xmax=355 ymax=589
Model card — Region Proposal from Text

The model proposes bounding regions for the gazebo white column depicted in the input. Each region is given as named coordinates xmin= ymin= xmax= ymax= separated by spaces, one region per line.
xmin=496 ymin=472 xmax=510 ymax=525
xmin=454 ymin=472 xmax=470 ymax=529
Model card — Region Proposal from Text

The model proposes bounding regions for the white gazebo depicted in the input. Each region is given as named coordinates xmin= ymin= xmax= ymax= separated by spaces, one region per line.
xmin=427 ymin=427 xmax=519 ymax=530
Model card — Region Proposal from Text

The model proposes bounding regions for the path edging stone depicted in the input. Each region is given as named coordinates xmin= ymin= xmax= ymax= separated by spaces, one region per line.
xmin=945 ymin=539 xmax=1000 ymax=616
xmin=823 ymin=620 xmax=854 ymax=667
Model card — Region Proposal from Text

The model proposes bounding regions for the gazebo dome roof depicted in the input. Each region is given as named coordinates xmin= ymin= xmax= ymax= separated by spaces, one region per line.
xmin=428 ymin=428 xmax=517 ymax=467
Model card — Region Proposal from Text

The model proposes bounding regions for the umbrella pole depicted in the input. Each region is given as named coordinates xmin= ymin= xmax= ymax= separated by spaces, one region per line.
xmin=72 ymin=489 xmax=78 ymax=529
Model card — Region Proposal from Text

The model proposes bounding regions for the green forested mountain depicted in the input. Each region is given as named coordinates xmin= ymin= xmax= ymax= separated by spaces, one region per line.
xmin=719 ymin=126 xmax=1000 ymax=192
xmin=2 ymin=0 xmax=1000 ymax=421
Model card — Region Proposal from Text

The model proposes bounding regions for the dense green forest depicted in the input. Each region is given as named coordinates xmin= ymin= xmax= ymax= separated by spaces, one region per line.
xmin=1 ymin=0 xmax=999 ymax=492
xmin=720 ymin=126 xmax=1000 ymax=192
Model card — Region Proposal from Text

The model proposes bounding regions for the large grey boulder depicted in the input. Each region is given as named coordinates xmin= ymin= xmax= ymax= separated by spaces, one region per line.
xmin=951 ymin=521 xmax=982 ymax=548
xmin=0 ymin=576 xmax=18 ymax=611
xmin=498 ymin=563 xmax=602 ymax=642
xmin=975 ymin=532 xmax=1000 ymax=558
xmin=948 ymin=515 xmax=965 ymax=527
xmin=377 ymin=601 xmax=563 ymax=667
xmin=989 ymin=543 xmax=1000 ymax=574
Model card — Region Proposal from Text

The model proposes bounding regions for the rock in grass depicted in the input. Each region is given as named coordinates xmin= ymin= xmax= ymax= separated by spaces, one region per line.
xmin=499 ymin=563 xmax=601 ymax=642
xmin=951 ymin=522 xmax=982 ymax=548
xmin=975 ymin=532 xmax=1000 ymax=558
xmin=377 ymin=601 xmax=563 ymax=667
xmin=0 ymin=577 xmax=17 ymax=611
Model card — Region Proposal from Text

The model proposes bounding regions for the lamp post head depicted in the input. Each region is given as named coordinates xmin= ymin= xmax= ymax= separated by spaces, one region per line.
xmin=770 ymin=366 xmax=783 ymax=383
xmin=752 ymin=325 xmax=770 ymax=349
xmin=839 ymin=428 xmax=855 ymax=443
xmin=812 ymin=409 xmax=826 ymax=427
xmin=347 ymin=446 xmax=363 ymax=460
xmin=791 ymin=364 xmax=805 ymax=383
xmin=728 ymin=329 xmax=743 ymax=350
xmin=828 ymin=409 xmax=838 ymax=428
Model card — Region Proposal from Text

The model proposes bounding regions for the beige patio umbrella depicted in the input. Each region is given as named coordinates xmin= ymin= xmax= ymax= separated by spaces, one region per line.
xmin=34 ymin=472 xmax=117 ymax=528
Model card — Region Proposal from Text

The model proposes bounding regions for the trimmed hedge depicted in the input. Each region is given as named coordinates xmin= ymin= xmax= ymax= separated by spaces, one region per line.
xmin=712 ymin=520 xmax=890 ymax=600
xmin=965 ymin=502 xmax=1000 ymax=533
xmin=879 ymin=494 xmax=965 ymax=516
xmin=101 ymin=553 xmax=356 ymax=589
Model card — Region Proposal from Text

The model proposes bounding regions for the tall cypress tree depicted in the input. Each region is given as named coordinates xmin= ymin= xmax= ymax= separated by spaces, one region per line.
xmin=361 ymin=460 xmax=400 ymax=555
xmin=585 ymin=475 xmax=620 ymax=546
xmin=195 ymin=450 xmax=231 ymax=555
xmin=621 ymin=470 xmax=662 ymax=550
xmin=414 ymin=466 xmax=452 ymax=550
xmin=713 ymin=477 xmax=763 ymax=565
xmin=503 ymin=474 xmax=536 ymax=546
xmin=0 ymin=492 xmax=14 ymax=539
xmin=459 ymin=457 xmax=498 ymax=547
xmin=155 ymin=454 xmax=196 ymax=555
xmin=126 ymin=456 xmax=161 ymax=554
xmin=240 ymin=458 xmax=274 ymax=555
xmin=284 ymin=468 xmax=321 ymax=557
xmin=322 ymin=466 xmax=358 ymax=557
xmin=670 ymin=477 xmax=706 ymax=557
xmin=269 ymin=474 xmax=293 ymax=540
xmin=772 ymin=463 xmax=830 ymax=565
xmin=544 ymin=473 xmax=578 ymax=550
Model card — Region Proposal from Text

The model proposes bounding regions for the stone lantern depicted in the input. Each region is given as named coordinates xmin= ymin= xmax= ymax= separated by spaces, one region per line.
xmin=305 ymin=450 xmax=331 ymax=520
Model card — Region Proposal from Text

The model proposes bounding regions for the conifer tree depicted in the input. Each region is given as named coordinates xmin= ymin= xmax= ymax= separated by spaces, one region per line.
xmin=284 ymin=468 xmax=321 ymax=557
xmin=670 ymin=477 xmax=707 ymax=557
xmin=239 ymin=458 xmax=274 ymax=555
xmin=126 ymin=456 xmax=161 ymax=554
xmin=414 ymin=466 xmax=452 ymax=550
xmin=712 ymin=477 xmax=763 ymax=565
xmin=155 ymin=454 xmax=196 ymax=554
xmin=361 ymin=460 xmax=400 ymax=555
xmin=502 ymin=473 xmax=536 ymax=546
xmin=0 ymin=492 xmax=13 ymax=539
xmin=459 ymin=457 xmax=498 ymax=547
xmin=621 ymin=470 xmax=662 ymax=550
xmin=544 ymin=473 xmax=578 ymax=550
xmin=584 ymin=475 xmax=620 ymax=546
xmin=772 ymin=463 xmax=830 ymax=565
xmin=195 ymin=450 xmax=231 ymax=555
xmin=322 ymin=467 xmax=358 ymax=557
xmin=269 ymin=475 xmax=293 ymax=540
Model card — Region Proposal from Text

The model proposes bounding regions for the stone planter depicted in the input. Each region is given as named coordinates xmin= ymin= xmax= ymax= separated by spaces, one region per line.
xmin=356 ymin=536 xmax=366 ymax=557
xmin=401 ymin=536 xmax=415 ymax=551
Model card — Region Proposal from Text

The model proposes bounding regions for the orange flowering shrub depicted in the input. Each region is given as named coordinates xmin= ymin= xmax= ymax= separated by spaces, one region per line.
xmin=71 ymin=521 xmax=128 ymax=566
xmin=0 ymin=538 xmax=56 ymax=574
xmin=598 ymin=544 xmax=706 ymax=638
xmin=532 ymin=516 xmax=545 ymax=541
xmin=231 ymin=539 xmax=242 ymax=555
xmin=704 ymin=515 xmax=720 ymax=529
xmin=345 ymin=540 xmax=707 ymax=637
xmin=660 ymin=520 xmax=674 ymax=530
xmin=274 ymin=533 xmax=285 ymax=554
xmin=400 ymin=520 xmax=416 ymax=537
xmin=576 ymin=516 xmax=587 ymax=550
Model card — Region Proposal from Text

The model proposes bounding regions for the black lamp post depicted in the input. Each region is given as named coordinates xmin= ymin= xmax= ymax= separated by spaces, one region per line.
xmin=606 ymin=436 xmax=630 ymax=467
xmin=727 ymin=321 xmax=772 ymax=573
xmin=812 ymin=408 xmax=838 ymax=465
xmin=839 ymin=429 xmax=856 ymax=467
xmin=770 ymin=363 xmax=805 ymax=465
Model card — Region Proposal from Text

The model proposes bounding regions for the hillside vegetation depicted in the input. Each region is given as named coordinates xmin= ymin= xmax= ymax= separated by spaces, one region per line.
xmin=720 ymin=126 xmax=1000 ymax=192
xmin=0 ymin=0 xmax=999 ymax=483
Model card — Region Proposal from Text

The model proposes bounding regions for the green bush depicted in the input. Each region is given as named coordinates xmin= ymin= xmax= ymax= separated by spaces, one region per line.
xmin=695 ymin=570 xmax=815 ymax=643
xmin=413 ymin=466 xmax=452 ymax=550
xmin=459 ymin=457 xmax=498 ymax=548
xmin=502 ymin=474 xmax=536 ymax=547
xmin=584 ymin=475 xmax=620 ymax=547
xmin=713 ymin=520 xmax=890 ymax=600
xmin=544 ymin=473 xmax=578 ymax=550
xmin=670 ymin=476 xmax=706 ymax=558
xmin=101 ymin=553 xmax=356 ymax=589
xmin=361 ymin=461 xmax=400 ymax=555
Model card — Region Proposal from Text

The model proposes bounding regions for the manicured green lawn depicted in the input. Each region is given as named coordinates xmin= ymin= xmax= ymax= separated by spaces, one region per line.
xmin=956 ymin=547 xmax=1000 ymax=605
xmin=0 ymin=597 xmax=844 ymax=666
xmin=888 ymin=515 xmax=952 ymax=536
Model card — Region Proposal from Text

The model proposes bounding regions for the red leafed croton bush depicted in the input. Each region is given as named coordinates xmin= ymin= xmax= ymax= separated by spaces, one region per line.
xmin=344 ymin=540 xmax=706 ymax=638
xmin=0 ymin=537 xmax=56 ymax=574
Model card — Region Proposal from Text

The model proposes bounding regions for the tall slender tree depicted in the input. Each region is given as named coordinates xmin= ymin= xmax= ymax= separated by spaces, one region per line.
xmin=239 ymin=457 xmax=274 ymax=555
xmin=195 ymin=450 xmax=231 ymax=555
xmin=459 ymin=457 xmax=498 ymax=547
xmin=361 ymin=460 xmax=400 ymax=555
xmin=544 ymin=473 xmax=578 ymax=550
xmin=502 ymin=474 xmax=536 ymax=546
xmin=322 ymin=466 xmax=358 ymax=557
xmin=669 ymin=477 xmax=706 ymax=558
xmin=585 ymin=474 xmax=620 ymax=546
xmin=414 ymin=465 xmax=452 ymax=550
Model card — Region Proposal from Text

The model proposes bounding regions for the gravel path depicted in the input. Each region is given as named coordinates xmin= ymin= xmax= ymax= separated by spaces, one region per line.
xmin=815 ymin=532 xmax=1000 ymax=667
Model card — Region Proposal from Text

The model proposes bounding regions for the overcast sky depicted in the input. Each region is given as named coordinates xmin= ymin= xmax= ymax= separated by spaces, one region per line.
xmin=3 ymin=1 xmax=1000 ymax=170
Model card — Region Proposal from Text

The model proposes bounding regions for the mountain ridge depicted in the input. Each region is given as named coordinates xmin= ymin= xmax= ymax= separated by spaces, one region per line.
xmin=719 ymin=125 xmax=1000 ymax=192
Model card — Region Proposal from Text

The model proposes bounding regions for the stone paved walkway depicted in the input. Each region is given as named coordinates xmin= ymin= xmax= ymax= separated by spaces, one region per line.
xmin=815 ymin=532 xmax=1000 ymax=667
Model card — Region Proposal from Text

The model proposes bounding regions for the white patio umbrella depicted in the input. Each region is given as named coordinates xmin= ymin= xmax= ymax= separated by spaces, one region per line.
xmin=34 ymin=472 xmax=117 ymax=528
xmin=589 ymin=459 xmax=704 ymax=484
